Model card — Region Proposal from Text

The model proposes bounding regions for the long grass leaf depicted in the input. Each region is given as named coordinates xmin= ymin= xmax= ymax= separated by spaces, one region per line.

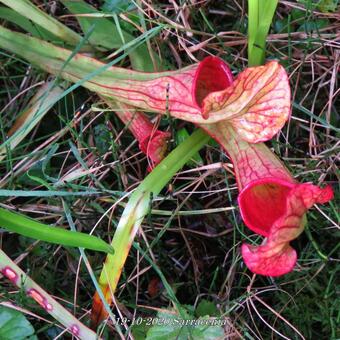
xmin=0 ymin=190 xmax=99 ymax=197
xmin=0 ymin=0 xmax=82 ymax=45
xmin=61 ymin=0 xmax=132 ymax=50
xmin=0 ymin=7 xmax=57 ymax=41
xmin=61 ymin=0 xmax=161 ymax=71
xmin=247 ymin=0 xmax=259 ymax=66
xmin=91 ymin=129 xmax=210 ymax=326
xmin=248 ymin=0 xmax=278 ymax=66
xmin=0 ymin=25 xmax=164 ymax=92
xmin=0 ymin=81 xmax=64 ymax=161
xmin=0 ymin=208 xmax=114 ymax=254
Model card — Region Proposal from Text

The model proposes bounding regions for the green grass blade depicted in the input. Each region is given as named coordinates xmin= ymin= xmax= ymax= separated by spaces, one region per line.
xmin=0 ymin=189 xmax=100 ymax=197
xmin=61 ymin=0 xmax=132 ymax=50
xmin=0 ymin=25 xmax=164 ymax=86
xmin=62 ymin=200 xmax=124 ymax=335
xmin=0 ymin=7 xmax=57 ymax=41
xmin=0 ymin=207 xmax=114 ymax=254
xmin=61 ymin=0 xmax=161 ymax=71
xmin=96 ymin=129 xmax=209 ymax=313
xmin=0 ymin=81 xmax=64 ymax=161
xmin=247 ymin=0 xmax=259 ymax=65
xmin=248 ymin=0 xmax=278 ymax=66
xmin=0 ymin=0 xmax=82 ymax=45
xmin=293 ymin=102 xmax=339 ymax=131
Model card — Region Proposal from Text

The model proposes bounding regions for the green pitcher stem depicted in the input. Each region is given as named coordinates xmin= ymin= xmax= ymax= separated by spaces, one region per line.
xmin=0 ymin=25 xmax=187 ymax=82
xmin=100 ymin=128 xmax=209 ymax=286
xmin=92 ymin=129 xmax=209 ymax=325
xmin=202 ymin=123 xmax=292 ymax=189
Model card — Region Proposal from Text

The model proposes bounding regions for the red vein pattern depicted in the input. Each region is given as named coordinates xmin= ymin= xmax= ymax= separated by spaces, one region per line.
xmin=203 ymin=123 xmax=333 ymax=276
xmin=0 ymin=27 xmax=291 ymax=142
xmin=64 ymin=56 xmax=290 ymax=143
xmin=201 ymin=61 xmax=291 ymax=142
xmin=69 ymin=65 xmax=201 ymax=117
xmin=106 ymin=101 xmax=170 ymax=169
xmin=241 ymin=184 xmax=333 ymax=276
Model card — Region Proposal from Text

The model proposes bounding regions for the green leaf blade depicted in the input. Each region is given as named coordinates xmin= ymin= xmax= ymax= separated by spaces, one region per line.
xmin=0 ymin=306 xmax=37 ymax=340
xmin=61 ymin=0 xmax=131 ymax=50
xmin=0 ymin=208 xmax=114 ymax=254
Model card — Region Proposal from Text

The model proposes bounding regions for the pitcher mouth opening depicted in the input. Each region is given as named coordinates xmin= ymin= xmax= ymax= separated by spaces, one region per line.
xmin=238 ymin=177 xmax=295 ymax=237
xmin=192 ymin=56 xmax=233 ymax=110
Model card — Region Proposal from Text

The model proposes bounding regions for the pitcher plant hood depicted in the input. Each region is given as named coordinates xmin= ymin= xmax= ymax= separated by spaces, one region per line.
xmin=0 ymin=26 xmax=290 ymax=143
xmin=207 ymin=124 xmax=334 ymax=276
xmin=0 ymin=25 xmax=333 ymax=277
xmin=240 ymin=180 xmax=333 ymax=276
